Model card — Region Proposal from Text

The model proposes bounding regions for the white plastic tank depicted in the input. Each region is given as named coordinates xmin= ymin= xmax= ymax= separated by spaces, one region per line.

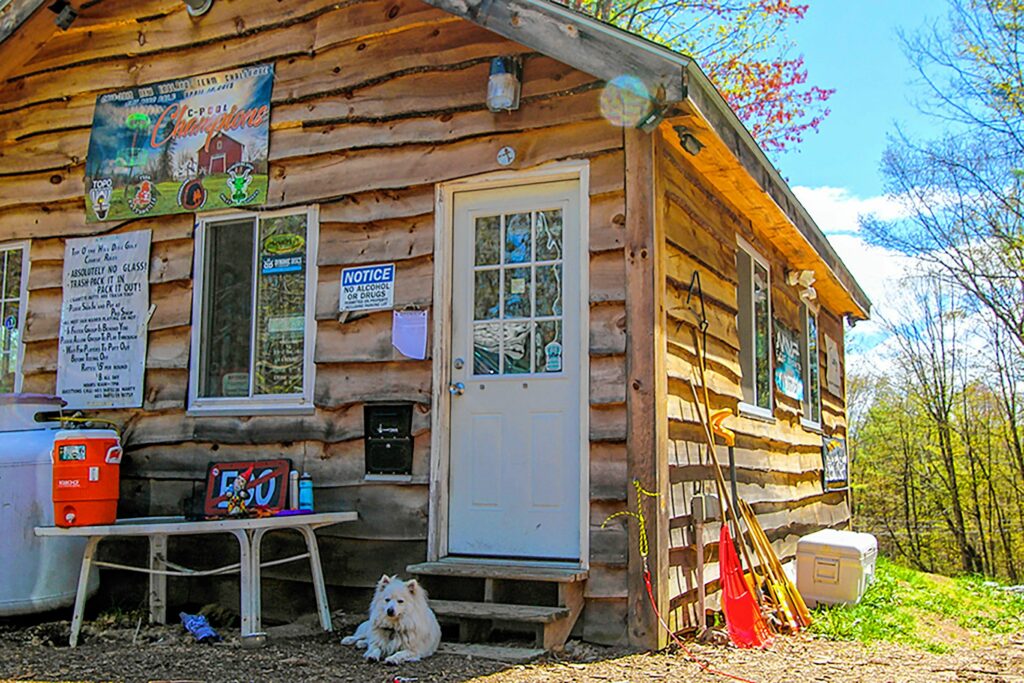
xmin=0 ymin=394 xmax=99 ymax=616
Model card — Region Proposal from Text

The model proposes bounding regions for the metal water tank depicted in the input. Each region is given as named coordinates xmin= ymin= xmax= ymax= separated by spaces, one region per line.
xmin=0 ymin=394 xmax=99 ymax=616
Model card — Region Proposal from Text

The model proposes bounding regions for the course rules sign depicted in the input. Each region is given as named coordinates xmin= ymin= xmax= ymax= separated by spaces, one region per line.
xmin=339 ymin=263 xmax=395 ymax=312
xmin=57 ymin=231 xmax=151 ymax=409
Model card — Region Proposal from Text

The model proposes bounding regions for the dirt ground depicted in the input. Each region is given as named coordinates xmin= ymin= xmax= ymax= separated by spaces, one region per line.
xmin=1 ymin=612 xmax=1022 ymax=683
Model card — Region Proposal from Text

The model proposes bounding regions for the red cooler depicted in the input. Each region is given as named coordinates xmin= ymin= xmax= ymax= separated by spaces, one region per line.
xmin=51 ymin=429 xmax=122 ymax=527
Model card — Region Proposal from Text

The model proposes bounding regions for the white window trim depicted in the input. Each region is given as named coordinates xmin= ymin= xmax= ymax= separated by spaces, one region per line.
xmin=0 ymin=241 xmax=29 ymax=394
xmin=187 ymin=206 xmax=319 ymax=416
xmin=736 ymin=235 xmax=773 ymax=419
xmin=800 ymin=303 xmax=822 ymax=431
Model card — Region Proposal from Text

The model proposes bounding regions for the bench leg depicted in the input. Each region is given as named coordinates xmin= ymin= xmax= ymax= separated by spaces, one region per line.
xmin=149 ymin=534 xmax=168 ymax=624
xmin=70 ymin=537 xmax=99 ymax=648
xmin=298 ymin=526 xmax=332 ymax=632
xmin=250 ymin=528 xmax=268 ymax=633
xmin=230 ymin=530 xmax=255 ymax=636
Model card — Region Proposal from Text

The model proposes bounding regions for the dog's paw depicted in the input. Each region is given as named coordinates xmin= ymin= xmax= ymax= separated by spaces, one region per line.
xmin=364 ymin=647 xmax=382 ymax=662
xmin=385 ymin=651 xmax=420 ymax=665
xmin=340 ymin=635 xmax=358 ymax=646
xmin=355 ymin=640 xmax=368 ymax=650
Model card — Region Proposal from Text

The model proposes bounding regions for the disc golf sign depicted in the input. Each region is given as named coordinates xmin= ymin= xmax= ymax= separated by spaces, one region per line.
xmin=84 ymin=64 xmax=274 ymax=222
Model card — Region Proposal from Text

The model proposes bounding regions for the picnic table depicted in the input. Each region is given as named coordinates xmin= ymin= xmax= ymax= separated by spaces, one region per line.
xmin=35 ymin=511 xmax=358 ymax=647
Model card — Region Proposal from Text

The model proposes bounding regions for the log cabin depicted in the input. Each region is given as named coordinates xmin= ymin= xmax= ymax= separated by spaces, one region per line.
xmin=0 ymin=0 xmax=870 ymax=651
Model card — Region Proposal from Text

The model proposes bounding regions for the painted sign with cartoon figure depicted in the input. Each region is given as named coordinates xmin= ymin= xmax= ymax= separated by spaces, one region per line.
xmin=84 ymin=64 xmax=273 ymax=222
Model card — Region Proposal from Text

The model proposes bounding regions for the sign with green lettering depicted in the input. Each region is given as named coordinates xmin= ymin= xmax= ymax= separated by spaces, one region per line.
xmin=84 ymin=64 xmax=274 ymax=222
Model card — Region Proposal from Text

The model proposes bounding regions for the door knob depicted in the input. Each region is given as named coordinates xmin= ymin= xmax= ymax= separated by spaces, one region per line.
xmin=448 ymin=382 xmax=465 ymax=396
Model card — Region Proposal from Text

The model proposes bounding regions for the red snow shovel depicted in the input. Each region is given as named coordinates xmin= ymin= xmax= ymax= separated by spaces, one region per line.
xmin=719 ymin=522 xmax=772 ymax=648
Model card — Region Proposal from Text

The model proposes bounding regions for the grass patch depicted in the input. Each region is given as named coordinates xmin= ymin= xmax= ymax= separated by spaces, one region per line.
xmin=809 ymin=556 xmax=1024 ymax=651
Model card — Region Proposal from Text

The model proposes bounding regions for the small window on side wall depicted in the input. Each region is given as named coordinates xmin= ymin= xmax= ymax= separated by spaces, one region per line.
xmin=736 ymin=239 xmax=772 ymax=417
xmin=800 ymin=304 xmax=822 ymax=428
xmin=188 ymin=207 xmax=318 ymax=416
xmin=0 ymin=243 xmax=27 ymax=393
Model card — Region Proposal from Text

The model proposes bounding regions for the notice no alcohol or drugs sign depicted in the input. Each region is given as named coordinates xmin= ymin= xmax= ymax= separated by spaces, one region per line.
xmin=339 ymin=263 xmax=395 ymax=312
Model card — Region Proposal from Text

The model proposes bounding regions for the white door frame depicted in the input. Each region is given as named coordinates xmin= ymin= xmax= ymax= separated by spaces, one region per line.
xmin=428 ymin=160 xmax=591 ymax=567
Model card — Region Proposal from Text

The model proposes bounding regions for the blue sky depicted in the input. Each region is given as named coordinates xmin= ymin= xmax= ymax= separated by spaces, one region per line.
xmin=781 ymin=1 xmax=947 ymax=196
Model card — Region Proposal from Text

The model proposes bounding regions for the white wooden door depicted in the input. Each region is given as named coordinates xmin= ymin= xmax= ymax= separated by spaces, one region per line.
xmin=447 ymin=180 xmax=582 ymax=560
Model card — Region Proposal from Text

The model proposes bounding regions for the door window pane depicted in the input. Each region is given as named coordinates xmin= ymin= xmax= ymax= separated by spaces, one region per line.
xmin=473 ymin=322 xmax=501 ymax=375
xmin=474 ymin=270 xmax=500 ymax=320
xmin=504 ymin=267 xmax=531 ymax=318
xmin=503 ymin=321 xmax=532 ymax=374
xmin=475 ymin=215 xmax=500 ymax=266
xmin=535 ymin=209 xmax=563 ymax=261
xmin=504 ymin=213 xmax=532 ymax=264
xmin=469 ymin=207 xmax=565 ymax=376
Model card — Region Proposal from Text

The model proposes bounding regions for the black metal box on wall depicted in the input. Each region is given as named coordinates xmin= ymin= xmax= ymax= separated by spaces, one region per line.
xmin=364 ymin=403 xmax=414 ymax=475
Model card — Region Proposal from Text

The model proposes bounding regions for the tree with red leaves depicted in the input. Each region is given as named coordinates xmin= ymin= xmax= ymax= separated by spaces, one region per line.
xmin=558 ymin=0 xmax=834 ymax=154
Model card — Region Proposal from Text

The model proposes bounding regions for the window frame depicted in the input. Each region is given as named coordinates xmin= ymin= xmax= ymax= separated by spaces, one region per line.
xmin=187 ymin=206 xmax=319 ymax=416
xmin=800 ymin=303 xmax=822 ymax=431
xmin=0 ymin=241 xmax=29 ymax=394
xmin=736 ymin=236 xmax=774 ymax=420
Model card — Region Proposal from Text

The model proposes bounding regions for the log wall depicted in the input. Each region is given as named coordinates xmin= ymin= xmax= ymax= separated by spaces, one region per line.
xmin=653 ymin=132 xmax=851 ymax=631
xmin=0 ymin=0 xmax=631 ymax=643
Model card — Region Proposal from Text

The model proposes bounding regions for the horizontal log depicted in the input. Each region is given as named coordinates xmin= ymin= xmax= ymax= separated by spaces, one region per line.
xmin=590 ymin=441 xmax=627 ymax=502
xmin=590 ymin=403 xmax=626 ymax=442
xmin=584 ymin=564 xmax=627 ymax=600
xmin=589 ymin=354 xmax=625 ymax=406
xmin=318 ymin=214 xmax=434 ymax=267
xmin=589 ymin=302 xmax=626 ymax=356
xmin=314 ymin=360 xmax=432 ymax=408
xmin=589 ymin=191 xmax=625 ymax=253
xmin=120 ymin=403 xmax=431 ymax=448
xmin=315 ymin=311 xmax=423 ymax=364
xmin=590 ymin=250 xmax=626 ymax=303
xmin=318 ymin=186 xmax=435 ymax=225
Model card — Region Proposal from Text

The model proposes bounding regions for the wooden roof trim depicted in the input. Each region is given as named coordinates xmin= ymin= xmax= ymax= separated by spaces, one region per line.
xmin=420 ymin=0 xmax=689 ymax=103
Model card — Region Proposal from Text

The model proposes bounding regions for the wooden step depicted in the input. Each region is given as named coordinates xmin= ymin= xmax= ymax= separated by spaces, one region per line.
xmin=437 ymin=642 xmax=547 ymax=664
xmin=430 ymin=599 xmax=570 ymax=624
xmin=408 ymin=560 xmax=587 ymax=583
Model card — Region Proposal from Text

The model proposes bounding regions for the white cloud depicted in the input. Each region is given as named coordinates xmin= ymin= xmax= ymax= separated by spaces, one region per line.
xmin=792 ymin=186 xmax=908 ymax=236
xmin=792 ymin=185 xmax=921 ymax=374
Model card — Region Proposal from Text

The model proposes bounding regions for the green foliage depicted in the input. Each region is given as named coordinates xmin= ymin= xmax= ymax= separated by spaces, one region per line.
xmin=810 ymin=557 xmax=1024 ymax=652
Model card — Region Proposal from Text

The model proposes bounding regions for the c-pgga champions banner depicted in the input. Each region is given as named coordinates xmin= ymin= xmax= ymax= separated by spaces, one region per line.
xmin=84 ymin=64 xmax=274 ymax=222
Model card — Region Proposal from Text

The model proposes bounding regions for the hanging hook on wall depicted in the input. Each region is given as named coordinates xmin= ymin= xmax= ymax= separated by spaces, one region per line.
xmin=685 ymin=269 xmax=709 ymax=356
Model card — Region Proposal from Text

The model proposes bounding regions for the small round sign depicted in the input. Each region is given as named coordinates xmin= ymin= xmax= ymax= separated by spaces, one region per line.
xmin=3 ymin=315 xmax=15 ymax=331
xmin=496 ymin=146 xmax=516 ymax=166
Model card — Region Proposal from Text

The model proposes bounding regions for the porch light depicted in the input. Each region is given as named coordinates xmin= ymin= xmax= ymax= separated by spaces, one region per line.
xmin=487 ymin=57 xmax=522 ymax=113
xmin=673 ymin=126 xmax=704 ymax=156
xmin=183 ymin=0 xmax=213 ymax=17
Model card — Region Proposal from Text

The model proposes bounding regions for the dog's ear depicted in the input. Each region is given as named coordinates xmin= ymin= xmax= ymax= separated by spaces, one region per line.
xmin=406 ymin=579 xmax=419 ymax=594
xmin=378 ymin=574 xmax=391 ymax=586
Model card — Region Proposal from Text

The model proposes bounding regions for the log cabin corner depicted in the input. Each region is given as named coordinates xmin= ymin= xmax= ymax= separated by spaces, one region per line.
xmin=0 ymin=0 xmax=870 ymax=651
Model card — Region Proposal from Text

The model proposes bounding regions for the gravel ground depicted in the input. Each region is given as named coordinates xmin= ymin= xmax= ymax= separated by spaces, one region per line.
xmin=1 ymin=613 xmax=1022 ymax=683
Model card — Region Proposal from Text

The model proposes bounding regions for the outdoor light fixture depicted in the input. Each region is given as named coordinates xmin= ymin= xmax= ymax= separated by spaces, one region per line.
xmin=487 ymin=57 xmax=522 ymax=113
xmin=47 ymin=0 xmax=77 ymax=30
xmin=786 ymin=269 xmax=816 ymax=288
xmin=183 ymin=0 xmax=213 ymax=17
xmin=635 ymin=102 xmax=667 ymax=133
xmin=673 ymin=125 xmax=704 ymax=156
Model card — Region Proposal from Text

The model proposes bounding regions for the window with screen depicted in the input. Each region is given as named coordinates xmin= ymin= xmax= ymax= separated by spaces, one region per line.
xmin=736 ymin=240 xmax=773 ymax=416
xmin=0 ymin=244 xmax=26 ymax=393
xmin=189 ymin=209 xmax=318 ymax=415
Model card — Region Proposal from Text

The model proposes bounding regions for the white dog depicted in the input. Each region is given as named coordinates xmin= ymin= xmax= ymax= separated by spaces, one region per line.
xmin=341 ymin=574 xmax=441 ymax=665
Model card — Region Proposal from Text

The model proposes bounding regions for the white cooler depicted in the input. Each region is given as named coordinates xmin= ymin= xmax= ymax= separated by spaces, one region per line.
xmin=796 ymin=529 xmax=877 ymax=607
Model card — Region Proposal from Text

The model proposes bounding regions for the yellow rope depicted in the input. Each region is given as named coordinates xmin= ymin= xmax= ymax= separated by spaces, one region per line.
xmin=601 ymin=479 xmax=658 ymax=559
